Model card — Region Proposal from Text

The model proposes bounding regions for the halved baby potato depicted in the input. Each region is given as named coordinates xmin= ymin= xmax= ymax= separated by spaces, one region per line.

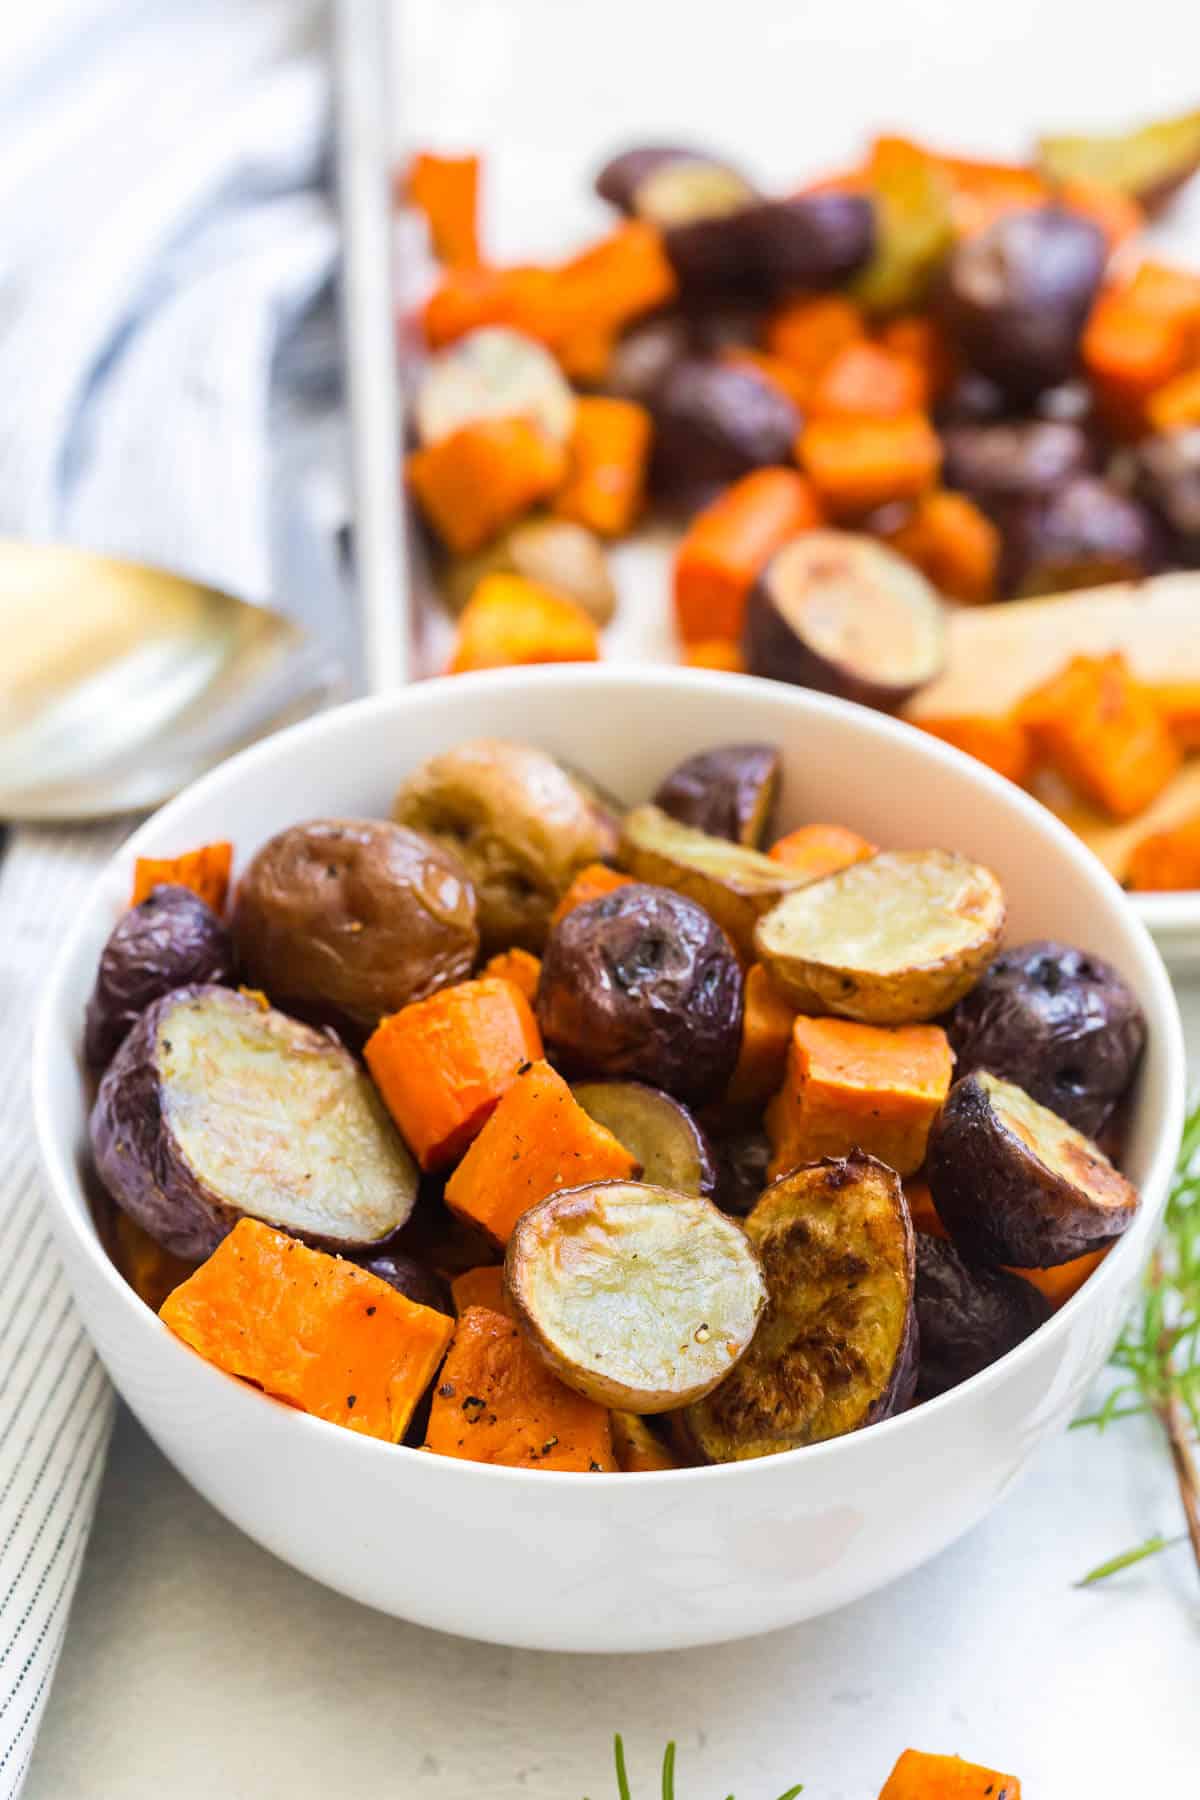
xmin=620 ymin=803 xmax=811 ymax=960
xmin=755 ymin=848 xmax=1006 ymax=1023
xmin=683 ymin=1152 xmax=916 ymax=1461
xmin=926 ymin=1070 xmax=1140 ymax=1267
xmin=89 ymin=985 xmax=419 ymax=1262
xmin=414 ymin=327 xmax=577 ymax=448
xmin=571 ymin=1082 xmax=716 ymax=1197
xmin=505 ymin=1179 xmax=767 ymax=1412
xmin=652 ymin=742 xmax=781 ymax=848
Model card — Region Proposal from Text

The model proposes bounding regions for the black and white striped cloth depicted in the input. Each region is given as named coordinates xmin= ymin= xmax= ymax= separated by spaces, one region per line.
xmin=0 ymin=4 xmax=346 ymax=1789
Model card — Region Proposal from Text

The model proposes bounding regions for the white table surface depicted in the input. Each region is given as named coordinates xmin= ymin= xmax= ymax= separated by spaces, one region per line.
xmin=24 ymin=3 xmax=1200 ymax=1791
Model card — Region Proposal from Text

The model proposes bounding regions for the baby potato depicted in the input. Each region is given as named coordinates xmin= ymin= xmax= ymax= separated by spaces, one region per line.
xmin=414 ymin=327 xmax=576 ymax=448
xmin=649 ymin=360 xmax=801 ymax=509
xmin=755 ymin=848 xmax=1006 ymax=1023
xmin=1133 ymin=429 xmax=1200 ymax=564
xmin=915 ymin=1232 xmax=1050 ymax=1401
xmin=571 ymin=1081 xmax=716 ymax=1198
xmin=84 ymin=883 xmax=234 ymax=1071
xmin=442 ymin=518 xmax=617 ymax=625
xmin=683 ymin=1152 xmax=916 ymax=1461
xmin=393 ymin=740 xmax=619 ymax=952
xmin=997 ymin=475 xmax=1164 ymax=599
xmin=652 ymin=743 xmax=781 ymax=848
xmin=594 ymin=144 xmax=735 ymax=214
xmin=232 ymin=818 xmax=478 ymax=1037
xmin=505 ymin=1179 xmax=767 ymax=1412
xmin=927 ymin=1070 xmax=1141 ymax=1267
xmin=941 ymin=419 xmax=1094 ymax=509
xmin=620 ymin=803 xmax=809 ymax=960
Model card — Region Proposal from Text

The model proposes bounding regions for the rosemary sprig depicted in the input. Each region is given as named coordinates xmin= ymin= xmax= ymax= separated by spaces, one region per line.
xmin=1076 ymin=1094 xmax=1200 ymax=1585
xmin=586 ymin=1737 xmax=803 ymax=1799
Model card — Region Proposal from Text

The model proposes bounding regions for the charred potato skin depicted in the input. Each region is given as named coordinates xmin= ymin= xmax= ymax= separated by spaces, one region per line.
xmin=915 ymin=1232 xmax=1050 ymax=1401
xmin=231 ymin=818 xmax=478 ymax=1037
xmin=997 ymin=475 xmax=1164 ymax=599
xmin=594 ymin=145 xmax=732 ymax=214
xmin=392 ymin=740 xmax=619 ymax=953
xmin=620 ymin=803 xmax=807 ymax=961
xmin=649 ymin=360 xmax=801 ymax=508
xmin=940 ymin=419 xmax=1094 ymax=512
xmin=84 ymin=884 xmax=235 ymax=1071
xmin=945 ymin=940 xmax=1146 ymax=1137
xmin=926 ymin=1071 xmax=1141 ymax=1268
xmin=652 ymin=743 xmax=781 ymax=847
xmin=537 ymin=884 xmax=744 ymax=1106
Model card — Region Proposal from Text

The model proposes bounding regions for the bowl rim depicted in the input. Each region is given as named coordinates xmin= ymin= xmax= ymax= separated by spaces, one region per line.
xmin=32 ymin=664 xmax=1189 ymax=1491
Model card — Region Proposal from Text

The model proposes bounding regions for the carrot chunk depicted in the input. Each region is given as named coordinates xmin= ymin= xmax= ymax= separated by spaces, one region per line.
xmin=447 ymin=573 xmax=599 ymax=673
xmin=767 ymin=824 xmax=877 ymax=880
xmin=444 ymin=1059 xmax=638 ymax=1246
xmin=1004 ymin=1248 xmax=1108 ymax=1308
xmin=550 ymin=861 xmax=632 ymax=925
xmin=552 ymin=395 xmax=652 ymax=538
xmin=719 ymin=347 xmax=812 ymax=411
xmin=674 ymin=468 xmax=823 ymax=645
xmin=160 ymin=1219 xmax=453 ymax=1443
xmin=407 ymin=419 xmax=567 ymax=555
xmin=404 ymin=151 xmax=480 ymax=268
xmin=482 ymin=947 xmax=542 ymax=1007
xmin=766 ymin=1016 xmax=953 ymax=1179
xmin=877 ymin=490 xmax=1000 ymax=603
xmin=878 ymin=1748 xmax=1021 ymax=1799
xmin=763 ymin=294 xmax=865 ymax=382
xmin=726 ymin=962 xmax=798 ymax=1107
xmin=551 ymin=222 xmax=679 ymax=344
xmin=1146 ymin=365 xmax=1200 ymax=433
xmin=1150 ymin=681 xmax=1200 ymax=749
xmin=130 ymin=841 xmax=232 ymax=913
xmin=915 ymin=714 xmax=1035 ymax=786
xmin=1021 ymin=652 xmax=1181 ymax=820
xmin=877 ymin=314 xmax=958 ymax=400
xmin=800 ymin=412 xmax=942 ymax=517
xmin=425 ymin=1305 xmax=616 ymax=1470
xmin=364 ymin=976 xmax=544 ymax=1171
xmin=1125 ymin=814 xmax=1200 ymax=890
xmin=112 ymin=1210 xmax=197 ymax=1312
xmin=421 ymin=264 xmax=562 ymax=350
xmin=1082 ymin=290 xmax=1194 ymax=435
xmin=903 ymin=1177 xmax=947 ymax=1240
xmin=810 ymin=341 xmax=928 ymax=419
xmin=450 ymin=1264 xmax=510 ymax=1316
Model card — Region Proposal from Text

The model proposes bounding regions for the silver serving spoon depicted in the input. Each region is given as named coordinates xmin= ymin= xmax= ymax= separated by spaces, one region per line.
xmin=0 ymin=542 xmax=343 ymax=820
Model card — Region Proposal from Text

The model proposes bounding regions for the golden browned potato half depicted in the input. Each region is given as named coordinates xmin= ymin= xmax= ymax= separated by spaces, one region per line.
xmin=620 ymin=803 xmax=810 ymax=960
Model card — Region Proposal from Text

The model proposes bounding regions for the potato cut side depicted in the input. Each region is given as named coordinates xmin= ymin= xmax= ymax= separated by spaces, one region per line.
xmin=620 ymin=803 xmax=811 ymax=959
xmin=506 ymin=1180 xmax=767 ymax=1412
xmin=755 ymin=848 xmax=1006 ymax=1023
xmin=415 ymin=326 xmax=577 ymax=448
xmin=571 ymin=1082 xmax=716 ymax=1197
xmin=684 ymin=1153 xmax=915 ymax=1461
xmin=927 ymin=1070 xmax=1140 ymax=1268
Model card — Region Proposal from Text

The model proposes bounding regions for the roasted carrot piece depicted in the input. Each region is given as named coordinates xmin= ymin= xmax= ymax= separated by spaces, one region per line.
xmin=673 ymin=468 xmax=823 ymax=645
xmin=552 ymin=395 xmax=652 ymax=537
xmin=878 ymin=1748 xmax=1021 ymax=1799
xmin=549 ymin=861 xmax=632 ymax=925
xmin=810 ymin=341 xmax=928 ymax=418
xmin=767 ymin=823 xmax=877 ymax=880
xmin=719 ymin=347 xmax=812 ymax=411
xmin=1146 ymin=365 xmax=1200 ymax=432
xmin=915 ymin=714 xmax=1035 ymax=786
xmin=726 ymin=962 xmax=798 ymax=1107
xmin=1082 ymin=290 xmax=1194 ymax=435
xmin=447 ymin=573 xmax=599 ymax=673
xmin=903 ymin=1177 xmax=948 ymax=1240
xmin=405 ymin=151 xmax=481 ymax=268
xmin=554 ymin=323 xmax=617 ymax=385
xmin=424 ymin=1305 xmax=616 ymax=1470
xmin=763 ymin=294 xmax=865 ymax=380
xmin=444 ymin=1059 xmax=638 ymax=1246
xmin=408 ymin=421 xmax=567 ymax=556
xmin=877 ymin=489 xmax=1000 ymax=603
xmin=1059 ymin=176 xmax=1143 ymax=250
xmin=1021 ymin=653 xmax=1181 ymax=820
xmin=551 ymin=222 xmax=678 ymax=343
xmin=610 ymin=1412 xmax=684 ymax=1472
xmin=1125 ymin=259 xmax=1200 ymax=321
xmin=160 ymin=1220 xmax=454 ymax=1443
xmin=1125 ymin=814 xmax=1200 ymax=890
xmin=112 ymin=1210 xmax=197 ymax=1312
xmin=1004 ymin=1247 xmax=1108 ymax=1308
xmin=364 ymin=976 xmax=544 ymax=1171
xmin=877 ymin=314 xmax=958 ymax=400
xmin=482 ymin=947 xmax=542 ymax=1007
xmin=682 ymin=639 xmax=747 ymax=674
xmin=1149 ymin=681 xmax=1200 ymax=749
xmin=799 ymin=412 xmax=942 ymax=517
xmin=421 ymin=264 xmax=562 ymax=350
xmin=450 ymin=1264 xmax=510 ymax=1317
xmin=130 ymin=841 xmax=232 ymax=913
xmin=766 ymin=1016 xmax=954 ymax=1179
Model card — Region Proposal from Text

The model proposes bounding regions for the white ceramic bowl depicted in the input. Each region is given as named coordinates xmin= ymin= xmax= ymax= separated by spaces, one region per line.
xmin=1134 ymin=889 xmax=1200 ymax=976
xmin=33 ymin=668 xmax=1186 ymax=1653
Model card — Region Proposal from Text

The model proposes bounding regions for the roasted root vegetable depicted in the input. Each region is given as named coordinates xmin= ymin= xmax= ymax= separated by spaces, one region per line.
xmin=354 ymin=1253 xmax=453 ymax=1318
xmin=1008 ymin=1246 xmax=1108 ymax=1310
xmin=914 ymin=1233 xmax=1049 ymax=1400
xmin=764 ymin=293 xmax=865 ymax=384
xmin=1038 ymin=106 xmax=1200 ymax=214
xmin=725 ymin=962 xmax=797 ymax=1108
xmin=537 ymin=883 xmax=744 ymax=1104
xmin=392 ymin=739 xmax=618 ymax=952
xmin=652 ymin=743 xmax=781 ymax=847
xmin=406 ymin=419 xmax=568 ymax=555
xmin=945 ymin=940 xmax=1145 ymax=1136
xmin=997 ymin=475 xmax=1162 ymax=599
xmin=231 ymin=818 xmax=479 ymax=1037
xmin=405 ymin=151 xmax=481 ymax=268
xmin=594 ymin=144 xmax=737 ymax=215
xmin=765 ymin=1015 xmax=954 ymax=1179
xmin=850 ymin=136 xmax=954 ymax=316
xmin=619 ymin=804 xmax=809 ymax=961
xmin=481 ymin=946 xmax=542 ymax=1006
xmin=744 ymin=530 xmax=945 ymax=710
xmin=550 ymin=222 xmax=679 ymax=348
xmin=874 ymin=490 xmax=1000 ymax=603
xmin=160 ymin=1219 xmax=453 ymax=1443
xmin=878 ymin=1748 xmax=1021 ymax=1799
xmin=711 ymin=1125 xmax=773 ymax=1217
xmin=552 ymin=396 xmax=652 ymax=538
xmin=571 ymin=1082 xmax=716 ymax=1197
xmin=799 ymin=413 xmax=943 ymax=517
xmin=364 ymin=975 xmax=543 ymax=1172
xmin=610 ymin=1411 xmax=684 ymax=1471
xmin=1126 ymin=813 xmax=1200 ymax=891
xmin=915 ymin=715 xmax=1034 ymax=786
xmin=756 ymin=848 xmax=1006 ymax=1023
xmin=683 ymin=1153 xmax=916 ymax=1460
xmin=1134 ymin=429 xmax=1200 ymax=563
xmin=506 ymin=1179 xmax=766 ymax=1410
xmin=442 ymin=517 xmax=617 ymax=626
xmin=444 ymin=1059 xmax=639 ymax=1246
xmin=92 ymin=986 xmax=419 ymax=1261
xmin=414 ymin=327 xmax=576 ymax=448
xmin=673 ymin=467 xmax=824 ymax=645
xmin=767 ymin=823 xmax=877 ymax=880
xmin=450 ymin=1264 xmax=509 ymax=1317
xmin=940 ymin=419 xmax=1093 ymax=508
xmin=447 ymin=573 xmax=600 ymax=674
xmin=549 ymin=862 xmax=632 ymax=925
xmin=423 ymin=1304 xmax=616 ymax=1470
xmin=85 ymin=884 xmax=234 ymax=1070
xmin=810 ymin=341 xmax=928 ymax=419
xmin=650 ymin=361 xmax=801 ymax=508
xmin=927 ymin=1070 xmax=1140 ymax=1267
xmin=1021 ymin=653 xmax=1181 ymax=821
xmin=130 ymin=841 xmax=232 ymax=914
xmin=111 ymin=1209 xmax=197 ymax=1312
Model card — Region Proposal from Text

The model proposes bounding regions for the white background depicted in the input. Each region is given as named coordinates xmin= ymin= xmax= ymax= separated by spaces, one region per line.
xmin=25 ymin=2 xmax=1200 ymax=1793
